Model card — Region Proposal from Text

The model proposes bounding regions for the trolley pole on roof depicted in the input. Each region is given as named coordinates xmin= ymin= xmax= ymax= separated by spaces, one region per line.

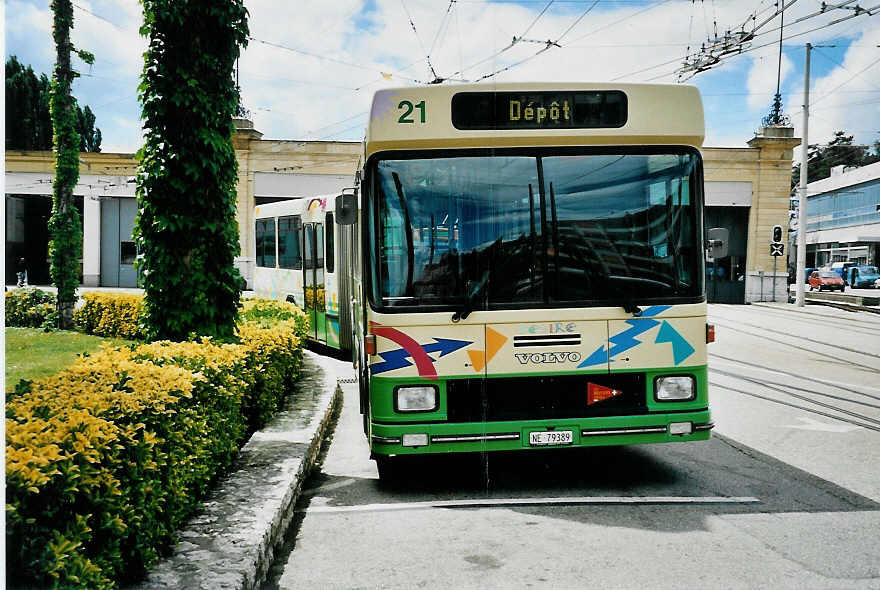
xmin=795 ymin=43 xmax=812 ymax=308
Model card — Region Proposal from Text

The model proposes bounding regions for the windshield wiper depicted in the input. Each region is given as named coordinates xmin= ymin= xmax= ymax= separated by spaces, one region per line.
xmin=603 ymin=274 xmax=643 ymax=316
xmin=621 ymin=297 xmax=643 ymax=316
xmin=451 ymin=269 xmax=489 ymax=323
xmin=391 ymin=172 xmax=415 ymax=295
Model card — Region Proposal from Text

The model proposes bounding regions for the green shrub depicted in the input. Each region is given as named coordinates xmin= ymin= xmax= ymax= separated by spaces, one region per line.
xmin=6 ymin=302 xmax=306 ymax=589
xmin=240 ymin=297 xmax=310 ymax=338
xmin=238 ymin=319 xmax=304 ymax=431
xmin=74 ymin=292 xmax=145 ymax=340
xmin=5 ymin=288 xmax=56 ymax=328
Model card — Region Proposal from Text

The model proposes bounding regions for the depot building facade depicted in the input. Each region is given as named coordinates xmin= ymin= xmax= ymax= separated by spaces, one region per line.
xmin=5 ymin=120 xmax=798 ymax=304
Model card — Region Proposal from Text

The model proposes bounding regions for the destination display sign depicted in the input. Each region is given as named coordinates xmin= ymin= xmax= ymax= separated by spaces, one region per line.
xmin=451 ymin=90 xmax=627 ymax=130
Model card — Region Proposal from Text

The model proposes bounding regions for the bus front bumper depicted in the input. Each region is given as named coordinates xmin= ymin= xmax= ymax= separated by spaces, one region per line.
xmin=370 ymin=410 xmax=713 ymax=456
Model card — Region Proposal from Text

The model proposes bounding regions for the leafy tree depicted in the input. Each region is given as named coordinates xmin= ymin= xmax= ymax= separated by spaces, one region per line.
xmin=5 ymin=56 xmax=53 ymax=150
xmin=6 ymin=55 xmax=102 ymax=152
xmin=135 ymin=0 xmax=248 ymax=341
xmin=49 ymin=0 xmax=95 ymax=331
xmin=792 ymin=131 xmax=880 ymax=189
xmin=77 ymin=104 xmax=102 ymax=152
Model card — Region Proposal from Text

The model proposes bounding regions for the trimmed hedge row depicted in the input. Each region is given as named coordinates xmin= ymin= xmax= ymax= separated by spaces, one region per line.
xmin=74 ymin=292 xmax=145 ymax=340
xmin=5 ymin=287 xmax=56 ymax=328
xmin=6 ymin=298 xmax=309 ymax=589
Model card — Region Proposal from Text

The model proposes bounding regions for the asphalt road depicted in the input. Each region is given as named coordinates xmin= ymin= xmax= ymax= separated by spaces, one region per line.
xmin=262 ymin=303 xmax=880 ymax=590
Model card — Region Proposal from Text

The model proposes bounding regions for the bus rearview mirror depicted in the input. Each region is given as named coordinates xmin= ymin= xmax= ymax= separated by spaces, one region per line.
xmin=336 ymin=193 xmax=357 ymax=225
xmin=707 ymin=227 xmax=729 ymax=259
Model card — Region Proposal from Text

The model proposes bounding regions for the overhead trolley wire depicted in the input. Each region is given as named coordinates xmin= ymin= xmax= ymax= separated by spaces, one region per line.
xmin=428 ymin=1 xmax=458 ymax=57
xmin=473 ymin=0 xmax=599 ymax=82
xmin=810 ymin=52 xmax=880 ymax=104
xmin=72 ymin=2 xmax=124 ymax=29
xmin=521 ymin=0 xmax=556 ymax=38
xmin=400 ymin=0 xmax=440 ymax=80
xmin=615 ymin=2 xmax=879 ymax=82
xmin=248 ymin=36 xmax=423 ymax=84
xmin=563 ymin=0 xmax=673 ymax=45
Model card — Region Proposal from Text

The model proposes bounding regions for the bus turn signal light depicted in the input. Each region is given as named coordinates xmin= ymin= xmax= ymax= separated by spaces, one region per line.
xmin=365 ymin=334 xmax=377 ymax=356
xmin=706 ymin=324 xmax=715 ymax=343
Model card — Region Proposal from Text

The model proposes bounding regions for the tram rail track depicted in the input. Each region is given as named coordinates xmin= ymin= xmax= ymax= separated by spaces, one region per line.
xmin=711 ymin=367 xmax=880 ymax=408
xmin=709 ymin=381 xmax=880 ymax=433
xmin=709 ymin=325 xmax=880 ymax=374
xmin=711 ymin=368 xmax=880 ymax=427
xmin=710 ymin=353 xmax=880 ymax=396
xmin=710 ymin=318 xmax=880 ymax=361
xmin=711 ymin=305 xmax=880 ymax=336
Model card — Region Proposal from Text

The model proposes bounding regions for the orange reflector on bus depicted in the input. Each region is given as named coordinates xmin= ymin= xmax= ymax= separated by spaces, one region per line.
xmin=706 ymin=324 xmax=715 ymax=343
xmin=365 ymin=334 xmax=377 ymax=356
xmin=588 ymin=383 xmax=622 ymax=405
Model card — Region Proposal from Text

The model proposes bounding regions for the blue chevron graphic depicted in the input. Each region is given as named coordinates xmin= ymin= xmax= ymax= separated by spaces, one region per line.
xmin=371 ymin=338 xmax=472 ymax=375
xmin=654 ymin=321 xmax=695 ymax=365
xmin=578 ymin=305 xmax=671 ymax=368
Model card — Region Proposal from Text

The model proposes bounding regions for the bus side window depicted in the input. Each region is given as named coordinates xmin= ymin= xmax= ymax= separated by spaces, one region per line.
xmin=278 ymin=215 xmax=302 ymax=269
xmin=255 ymin=218 xmax=276 ymax=268
xmin=316 ymin=224 xmax=325 ymax=270
xmin=326 ymin=213 xmax=335 ymax=273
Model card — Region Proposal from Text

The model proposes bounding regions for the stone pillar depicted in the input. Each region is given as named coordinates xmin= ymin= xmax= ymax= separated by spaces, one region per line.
xmin=233 ymin=118 xmax=262 ymax=289
xmin=745 ymin=126 xmax=801 ymax=302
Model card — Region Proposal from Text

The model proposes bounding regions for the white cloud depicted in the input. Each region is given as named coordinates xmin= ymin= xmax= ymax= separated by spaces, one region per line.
xmin=6 ymin=1 xmax=53 ymax=67
xmin=746 ymin=46 xmax=793 ymax=111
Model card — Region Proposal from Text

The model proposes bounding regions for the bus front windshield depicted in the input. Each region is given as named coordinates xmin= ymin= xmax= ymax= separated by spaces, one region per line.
xmin=368 ymin=148 xmax=704 ymax=311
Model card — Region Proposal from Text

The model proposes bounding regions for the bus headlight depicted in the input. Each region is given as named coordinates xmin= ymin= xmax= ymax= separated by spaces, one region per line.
xmin=395 ymin=385 xmax=438 ymax=412
xmin=654 ymin=376 xmax=696 ymax=401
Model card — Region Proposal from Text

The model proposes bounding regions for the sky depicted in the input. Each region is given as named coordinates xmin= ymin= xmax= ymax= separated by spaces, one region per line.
xmin=5 ymin=0 xmax=880 ymax=154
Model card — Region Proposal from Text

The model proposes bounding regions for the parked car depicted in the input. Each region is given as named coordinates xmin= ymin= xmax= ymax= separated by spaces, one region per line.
xmin=804 ymin=267 xmax=818 ymax=283
xmin=808 ymin=270 xmax=845 ymax=291
xmin=830 ymin=261 xmax=856 ymax=283
xmin=844 ymin=265 xmax=880 ymax=289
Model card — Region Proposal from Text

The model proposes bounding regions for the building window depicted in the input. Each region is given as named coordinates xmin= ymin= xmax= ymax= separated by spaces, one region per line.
xmin=120 ymin=241 xmax=136 ymax=265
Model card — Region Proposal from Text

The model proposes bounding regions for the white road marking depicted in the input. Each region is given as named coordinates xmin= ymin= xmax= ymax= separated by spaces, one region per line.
xmin=782 ymin=416 xmax=863 ymax=433
xmin=302 ymin=496 xmax=761 ymax=514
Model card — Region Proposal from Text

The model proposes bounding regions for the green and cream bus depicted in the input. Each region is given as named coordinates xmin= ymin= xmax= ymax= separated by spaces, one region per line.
xmin=333 ymin=83 xmax=720 ymax=480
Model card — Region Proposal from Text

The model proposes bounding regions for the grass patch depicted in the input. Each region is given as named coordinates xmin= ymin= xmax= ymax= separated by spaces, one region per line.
xmin=5 ymin=328 xmax=129 ymax=390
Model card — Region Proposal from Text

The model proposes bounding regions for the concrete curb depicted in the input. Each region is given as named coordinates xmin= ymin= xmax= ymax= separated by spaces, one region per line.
xmin=136 ymin=351 xmax=340 ymax=590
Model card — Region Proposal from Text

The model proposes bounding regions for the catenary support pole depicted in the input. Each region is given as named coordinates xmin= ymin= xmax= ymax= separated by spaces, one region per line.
xmin=795 ymin=43 xmax=811 ymax=308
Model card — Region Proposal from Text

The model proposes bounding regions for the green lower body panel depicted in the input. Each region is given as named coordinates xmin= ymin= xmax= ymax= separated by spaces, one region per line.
xmin=370 ymin=410 xmax=712 ymax=456
xmin=326 ymin=313 xmax=340 ymax=349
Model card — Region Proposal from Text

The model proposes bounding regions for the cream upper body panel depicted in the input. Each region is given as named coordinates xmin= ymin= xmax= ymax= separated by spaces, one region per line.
xmin=366 ymin=83 xmax=705 ymax=157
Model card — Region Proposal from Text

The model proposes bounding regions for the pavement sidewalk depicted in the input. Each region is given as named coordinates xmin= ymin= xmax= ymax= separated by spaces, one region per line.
xmin=135 ymin=351 xmax=341 ymax=590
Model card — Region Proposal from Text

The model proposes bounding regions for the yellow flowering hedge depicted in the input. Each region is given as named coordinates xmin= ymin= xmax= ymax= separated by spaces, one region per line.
xmin=6 ymin=299 xmax=308 ymax=589
xmin=74 ymin=292 xmax=145 ymax=340
xmin=5 ymin=287 xmax=56 ymax=328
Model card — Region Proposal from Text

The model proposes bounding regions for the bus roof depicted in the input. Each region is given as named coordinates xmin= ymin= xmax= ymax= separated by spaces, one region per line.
xmin=366 ymin=83 xmax=704 ymax=157
xmin=254 ymin=198 xmax=305 ymax=220
xmin=254 ymin=194 xmax=338 ymax=221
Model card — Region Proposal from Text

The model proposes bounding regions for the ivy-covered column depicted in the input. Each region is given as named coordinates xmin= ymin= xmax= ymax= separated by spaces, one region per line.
xmin=48 ymin=0 xmax=86 ymax=329
xmin=136 ymin=0 xmax=249 ymax=341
